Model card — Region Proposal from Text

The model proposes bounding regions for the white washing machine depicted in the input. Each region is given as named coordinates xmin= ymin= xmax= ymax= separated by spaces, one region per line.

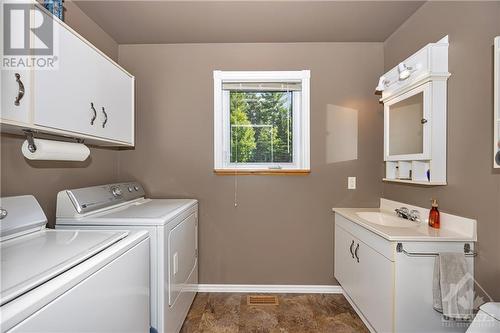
xmin=0 ymin=195 xmax=150 ymax=333
xmin=55 ymin=182 xmax=198 ymax=333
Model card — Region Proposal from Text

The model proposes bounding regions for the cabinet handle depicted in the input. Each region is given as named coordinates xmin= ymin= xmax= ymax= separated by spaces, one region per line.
xmin=14 ymin=73 xmax=25 ymax=106
xmin=354 ymin=243 xmax=360 ymax=263
xmin=421 ymin=118 xmax=428 ymax=124
xmin=101 ymin=107 xmax=108 ymax=128
xmin=90 ymin=103 xmax=97 ymax=125
xmin=349 ymin=240 xmax=355 ymax=258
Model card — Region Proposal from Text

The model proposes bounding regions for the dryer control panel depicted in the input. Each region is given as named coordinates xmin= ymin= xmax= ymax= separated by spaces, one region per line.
xmin=61 ymin=182 xmax=146 ymax=215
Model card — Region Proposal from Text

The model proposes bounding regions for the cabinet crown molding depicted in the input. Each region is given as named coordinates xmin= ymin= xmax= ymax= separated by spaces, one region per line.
xmin=379 ymin=35 xmax=450 ymax=103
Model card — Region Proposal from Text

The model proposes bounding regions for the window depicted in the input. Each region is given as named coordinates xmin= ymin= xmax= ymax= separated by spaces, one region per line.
xmin=213 ymin=70 xmax=310 ymax=174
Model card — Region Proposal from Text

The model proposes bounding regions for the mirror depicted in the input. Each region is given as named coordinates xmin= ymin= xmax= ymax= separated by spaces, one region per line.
xmin=388 ymin=92 xmax=424 ymax=156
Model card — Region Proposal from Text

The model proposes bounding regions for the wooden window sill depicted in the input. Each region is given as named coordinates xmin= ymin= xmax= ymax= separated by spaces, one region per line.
xmin=214 ymin=169 xmax=310 ymax=176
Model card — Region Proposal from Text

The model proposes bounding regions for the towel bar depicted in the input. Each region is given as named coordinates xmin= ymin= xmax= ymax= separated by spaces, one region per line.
xmin=396 ymin=243 xmax=477 ymax=257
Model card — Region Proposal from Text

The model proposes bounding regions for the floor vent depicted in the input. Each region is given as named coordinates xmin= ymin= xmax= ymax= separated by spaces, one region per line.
xmin=247 ymin=295 xmax=279 ymax=306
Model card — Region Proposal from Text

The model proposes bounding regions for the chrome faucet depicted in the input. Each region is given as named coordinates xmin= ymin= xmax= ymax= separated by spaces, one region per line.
xmin=395 ymin=207 xmax=409 ymax=218
xmin=408 ymin=209 xmax=421 ymax=222
xmin=0 ymin=208 xmax=7 ymax=219
xmin=395 ymin=207 xmax=421 ymax=222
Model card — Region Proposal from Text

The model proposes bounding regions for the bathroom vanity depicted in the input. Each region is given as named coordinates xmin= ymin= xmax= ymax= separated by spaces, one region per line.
xmin=333 ymin=199 xmax=477 ymax=333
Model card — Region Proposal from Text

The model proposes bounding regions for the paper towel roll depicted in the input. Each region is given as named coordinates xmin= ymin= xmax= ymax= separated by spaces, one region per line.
xmin=21 ymin=139 xmax=90 ymax=161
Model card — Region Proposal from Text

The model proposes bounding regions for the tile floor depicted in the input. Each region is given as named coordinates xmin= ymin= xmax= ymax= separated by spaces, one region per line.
xmin=180 ymin=293 xmax=369 ymax=333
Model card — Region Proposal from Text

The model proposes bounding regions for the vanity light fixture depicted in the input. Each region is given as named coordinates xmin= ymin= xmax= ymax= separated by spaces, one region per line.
xmin=398 ymin=63 xmax=412 ymax=80
xmin=376 ymin=63 xmax=422 ymax=92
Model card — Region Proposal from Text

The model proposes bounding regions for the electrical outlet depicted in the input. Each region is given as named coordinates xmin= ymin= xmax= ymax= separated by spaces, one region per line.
xmin=348 ymin=177 xmax=356 ymax=190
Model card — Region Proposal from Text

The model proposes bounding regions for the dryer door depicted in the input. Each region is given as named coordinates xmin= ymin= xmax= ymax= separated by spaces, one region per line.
xmin=168 ymin=212 xmax=197 ymax=306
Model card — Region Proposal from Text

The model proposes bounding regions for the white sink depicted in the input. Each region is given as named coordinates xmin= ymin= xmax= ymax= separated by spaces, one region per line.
xmin=356 ymin=212 xmax=420 ymax=228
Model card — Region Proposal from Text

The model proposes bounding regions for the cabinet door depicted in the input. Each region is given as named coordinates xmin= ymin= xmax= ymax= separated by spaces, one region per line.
xmin=93 ymin=58 xmax=134 ymax=144
xmin=1 ymin=70 xmax=31 ymax=124
xmin=33 ymin=10 xmax=133 ymax=144
xmin=334 ymin=225 xmax=358 ymax=298
xmin=355 ymin=240 xmax=394 ymax=333
xmin=0 ymin=0 xmax=31 ymax=125
xmin=335 ymin=223 xmax=395 ymax=332
xmin=33 ymin=12 xmax=101 ymax=138
xmin=384 ymin=82 xmax=431 ymax=161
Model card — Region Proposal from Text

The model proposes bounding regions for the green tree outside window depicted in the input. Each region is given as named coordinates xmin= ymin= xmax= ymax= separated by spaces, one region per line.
xmin=230 ymin=91 xmax=293 ymax=164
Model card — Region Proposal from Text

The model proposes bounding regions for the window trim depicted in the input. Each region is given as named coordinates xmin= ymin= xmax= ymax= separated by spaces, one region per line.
xmin=213 ymin=70 xmax=310 ymax=173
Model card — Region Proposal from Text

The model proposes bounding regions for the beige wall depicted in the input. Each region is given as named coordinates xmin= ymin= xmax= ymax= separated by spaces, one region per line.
xmin=0 ymin=135 xmax=119 ymax=224
xmin=64 ymin=0 xmax=118 ymax=61
xmin=0 ymin=1 xmax=119 ymax=224
xmin=383 ymin=1 xmax=500 ymax=300
xmin=118 ymin=43 xmax=384 ymax=284
xmin=4 ymin=1 xmax=496 ymax=297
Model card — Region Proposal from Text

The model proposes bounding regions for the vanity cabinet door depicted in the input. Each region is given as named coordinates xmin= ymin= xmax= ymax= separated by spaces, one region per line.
xmin=335 ymin=223 xmax=395 ymax=332
xmin=355 ymin=240 xmax=394 ymax=333
xmin=334 ymin=225 xmax=358 ymax=297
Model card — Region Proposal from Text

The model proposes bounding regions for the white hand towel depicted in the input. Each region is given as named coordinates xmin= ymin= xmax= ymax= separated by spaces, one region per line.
xmin=433 ymin=253 xmax=473 ymax=321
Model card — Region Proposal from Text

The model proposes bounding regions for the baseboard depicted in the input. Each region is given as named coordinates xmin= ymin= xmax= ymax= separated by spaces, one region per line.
xmin=196 ymin=284 xmax=343 ymax=294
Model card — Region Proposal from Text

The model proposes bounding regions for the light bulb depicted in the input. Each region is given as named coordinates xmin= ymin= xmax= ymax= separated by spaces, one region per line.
xmin=398 ymin=63 xmax=411 ymax=80
xmin=375 ymin=76 xmax=387 ymax=92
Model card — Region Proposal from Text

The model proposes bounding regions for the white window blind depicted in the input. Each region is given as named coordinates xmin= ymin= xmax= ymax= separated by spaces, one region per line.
xmin=222 ymin=82 xmax=302 ymax=92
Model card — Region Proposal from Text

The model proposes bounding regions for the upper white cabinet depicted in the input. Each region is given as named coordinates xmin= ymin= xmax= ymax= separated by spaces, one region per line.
xmin=494 ymin=36 xmax=499 ymax=168
xmin=0 ymin=3 xmax=134 ymax=146
xmin=377 ymin=36 xmax=450 ymax=185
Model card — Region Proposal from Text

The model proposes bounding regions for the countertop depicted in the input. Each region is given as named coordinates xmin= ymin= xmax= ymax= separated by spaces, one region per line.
xmin=333 ymin=207 xmax=476 ymax=242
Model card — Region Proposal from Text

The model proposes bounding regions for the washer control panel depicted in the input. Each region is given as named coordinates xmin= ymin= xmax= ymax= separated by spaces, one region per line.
xmin=65 ymin=182 xmax=146 ymax=214
xmin=111 ymin=186 xmax=123 ymax=198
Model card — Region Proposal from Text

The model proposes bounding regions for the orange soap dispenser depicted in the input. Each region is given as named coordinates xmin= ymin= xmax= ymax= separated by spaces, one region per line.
xmin=428 ymin=199 xmax=440 ymax=229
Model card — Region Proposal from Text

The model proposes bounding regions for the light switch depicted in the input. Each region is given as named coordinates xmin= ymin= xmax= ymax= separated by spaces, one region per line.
xmin=348 ymin=177 xmax=356 ymax=190
xmin=173 ymin=252 xmax=178 ymax=275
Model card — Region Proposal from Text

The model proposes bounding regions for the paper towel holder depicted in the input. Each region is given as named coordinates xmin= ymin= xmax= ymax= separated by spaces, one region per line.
xmin=23 ymin=129 xmax=84 ymax=153
xmin=25 ymin=130 xmax=37 ymax=153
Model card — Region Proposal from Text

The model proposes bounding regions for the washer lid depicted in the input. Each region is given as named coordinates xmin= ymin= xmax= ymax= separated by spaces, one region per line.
xmin=63 ymin=199 xmax=197 ymax=225
xmin=0 ymin=229 xmax=128 ymax=305
xmin=480 ymin=303 xmax=500 ymax=321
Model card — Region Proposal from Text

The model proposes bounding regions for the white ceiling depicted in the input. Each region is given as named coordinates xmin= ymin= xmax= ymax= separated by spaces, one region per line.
xmin=74 ymin=1 xmax=425 ymax=44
